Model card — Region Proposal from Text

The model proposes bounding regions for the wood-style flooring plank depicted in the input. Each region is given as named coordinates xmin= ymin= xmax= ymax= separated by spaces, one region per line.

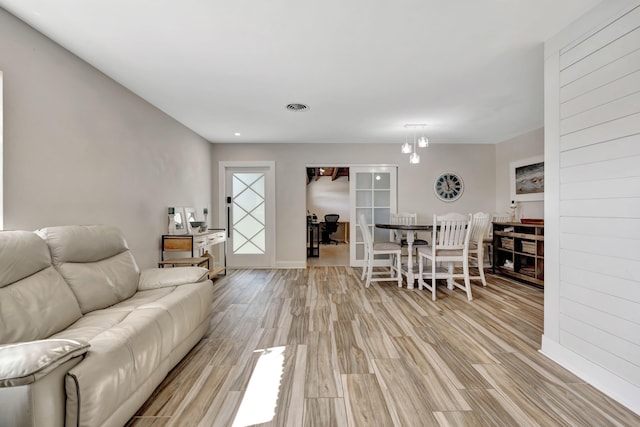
xmin=342 ymin=373 xmax=394 ymax=427
xmin=303 ymin=398 xmax=348 ymax=427
xmin=128 ymin=268 xmax=640 ymax=427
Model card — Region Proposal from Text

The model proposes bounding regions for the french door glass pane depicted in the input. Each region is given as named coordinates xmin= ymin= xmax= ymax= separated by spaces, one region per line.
xmin=373 ymin=173 xmax=391 ymax=189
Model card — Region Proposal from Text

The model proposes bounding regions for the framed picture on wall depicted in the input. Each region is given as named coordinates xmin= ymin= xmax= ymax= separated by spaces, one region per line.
xmin=510 ymin=155 xmax=544 ymax=202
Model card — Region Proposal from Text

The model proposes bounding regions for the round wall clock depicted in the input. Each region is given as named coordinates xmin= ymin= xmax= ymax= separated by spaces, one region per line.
xmin=434 ymin=172 xmax=464 ymax=202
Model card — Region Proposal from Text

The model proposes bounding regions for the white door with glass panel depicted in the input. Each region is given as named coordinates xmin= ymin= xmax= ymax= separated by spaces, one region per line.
xmin=350 ymin=166 xmax=397 ymax=267
xmin=221 ymin=162 xmax=275 ymax=268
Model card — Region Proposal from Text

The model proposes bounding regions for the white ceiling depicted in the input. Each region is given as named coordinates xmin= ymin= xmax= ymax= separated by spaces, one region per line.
xmin=1 ymin=0 xmax=602 ymax=144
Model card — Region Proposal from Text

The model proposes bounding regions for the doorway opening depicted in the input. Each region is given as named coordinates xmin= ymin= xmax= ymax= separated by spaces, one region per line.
xmin=306 ymin=166 xmax=350 ymax=266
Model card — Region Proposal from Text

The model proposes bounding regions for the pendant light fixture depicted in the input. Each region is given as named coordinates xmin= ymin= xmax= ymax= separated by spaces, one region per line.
xmin=402 ymin=124 xmax=428 ymax=164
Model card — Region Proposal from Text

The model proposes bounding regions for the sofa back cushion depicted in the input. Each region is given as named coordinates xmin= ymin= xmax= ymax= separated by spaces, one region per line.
xmin=0 ymin=231 xmax=82 ymax=344
xmin=36 ymin=225 xmax=140 ymax=314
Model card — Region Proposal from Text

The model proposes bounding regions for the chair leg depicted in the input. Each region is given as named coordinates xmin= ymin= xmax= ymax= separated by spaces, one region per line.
xmin=366 ymin=253 xmax=374 ymax=288
xmin=447 ymin=262 xmax=455 ymax=290
xmin=431 ymin=257 xmax=437 ymax=301
xmin=463 ymin=258 xmax=473 ymax=301
xmin=396 ymin=252 xmax=402 ymax=287
xmin=417 ymin=253 xmax=424 ymax=290
xmin=361 ymin=248 xmax=367 ymax=281
xmin=477 ymin=247 xmax=487 ymax=287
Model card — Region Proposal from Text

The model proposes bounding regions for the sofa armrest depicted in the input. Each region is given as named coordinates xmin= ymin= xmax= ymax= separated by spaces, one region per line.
xmin=138 ymin=267 xmax=209 ymax=290
xmin=0 ymin=339 xmax=89 ymax=387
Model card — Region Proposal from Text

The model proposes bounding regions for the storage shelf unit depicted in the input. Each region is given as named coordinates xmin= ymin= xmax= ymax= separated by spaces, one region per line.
xmin=492 ymin=222 xmax=544 ymax=287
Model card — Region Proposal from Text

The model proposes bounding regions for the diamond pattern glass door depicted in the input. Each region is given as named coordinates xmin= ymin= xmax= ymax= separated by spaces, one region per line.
xmin=232 ymin=172 xmax=266 ymax=255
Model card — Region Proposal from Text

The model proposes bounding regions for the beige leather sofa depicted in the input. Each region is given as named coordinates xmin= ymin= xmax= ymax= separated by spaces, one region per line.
xmin=0 ymin=225 xmax=214 ymax=427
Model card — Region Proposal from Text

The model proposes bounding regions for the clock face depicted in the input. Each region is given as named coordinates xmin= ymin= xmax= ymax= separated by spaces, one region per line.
xmin=434 ymin=172 xmax=464 ymax=202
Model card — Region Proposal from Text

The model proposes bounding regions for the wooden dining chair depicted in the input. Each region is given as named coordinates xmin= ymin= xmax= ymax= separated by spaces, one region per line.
xmin=468 ymin=212 xmax=492 ymax=287
xmin=417 ymin=213 xmax=472 ymax=301
xmin=358 ymin=213 xmax=402 ymax=288
xmin=390 ymin=212 xmax=428 ymax=261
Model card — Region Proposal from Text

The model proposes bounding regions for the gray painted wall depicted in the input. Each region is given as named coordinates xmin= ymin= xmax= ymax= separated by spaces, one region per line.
xmin=211 ymin=142 xmax=497 ymax=267
xmin=0 ymin=9 xmax=212 ymax=268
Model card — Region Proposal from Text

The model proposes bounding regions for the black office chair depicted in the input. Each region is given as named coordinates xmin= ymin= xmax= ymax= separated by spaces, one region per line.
xmin=321 ymin=214 xmax=340 ymax=244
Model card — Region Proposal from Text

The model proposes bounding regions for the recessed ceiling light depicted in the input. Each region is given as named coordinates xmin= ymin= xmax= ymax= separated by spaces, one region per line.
xmin=234 ymin=132 xmax=241 ymax=136
xmin=286 ymin=103 xmax=310 ymax=112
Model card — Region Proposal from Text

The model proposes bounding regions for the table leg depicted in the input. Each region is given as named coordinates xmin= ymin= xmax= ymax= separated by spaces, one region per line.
xmin=406 ymin=231 xmax=415 ymax=289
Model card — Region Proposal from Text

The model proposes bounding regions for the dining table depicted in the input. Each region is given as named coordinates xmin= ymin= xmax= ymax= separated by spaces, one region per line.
xmin=375 ymin=223 xmax=433 ymax=289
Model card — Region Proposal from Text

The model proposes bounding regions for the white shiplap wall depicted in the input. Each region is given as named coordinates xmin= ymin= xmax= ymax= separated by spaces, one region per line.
xmin=543 ymin=0 xmax=640 ymax=414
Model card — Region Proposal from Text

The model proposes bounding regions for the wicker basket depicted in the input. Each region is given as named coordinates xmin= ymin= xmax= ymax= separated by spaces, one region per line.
xmin=521 ymin=241 xmax=536 ymax=254
xmin=501 ymin=237 xmax=514 ymax=250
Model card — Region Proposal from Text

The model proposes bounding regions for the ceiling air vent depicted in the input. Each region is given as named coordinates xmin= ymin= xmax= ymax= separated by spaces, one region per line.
xmin=286 ymin=103 xmax=309 ymax=112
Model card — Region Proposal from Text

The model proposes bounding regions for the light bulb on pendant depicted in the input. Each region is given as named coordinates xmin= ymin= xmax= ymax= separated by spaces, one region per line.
xmin=418 ymin=136 xmax=429 ymax=148
xmin=409 ymin=152 xmax=420 ymax=164
xmin=401 ymin=142 xmax=412 ymax=154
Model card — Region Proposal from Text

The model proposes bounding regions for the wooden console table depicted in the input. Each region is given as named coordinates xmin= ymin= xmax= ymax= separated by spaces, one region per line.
xmin=160 ymin=229 xmax=226 ymax=278
xmin=492 ymin=222 xmax=544 ymax=287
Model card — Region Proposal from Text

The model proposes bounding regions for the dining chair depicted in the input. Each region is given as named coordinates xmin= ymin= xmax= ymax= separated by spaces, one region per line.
xmin=358 ymin=213 xmax=402 ymax=288
xmin=390 ymin=212 xmax=428 ymax=260
xmin=484 ymin=212 xmax=510 ymax=267
xmin=468 ymin=212 xmax=492 ymax=287
xmin=417 ymin=213 xmax=472 ymax=301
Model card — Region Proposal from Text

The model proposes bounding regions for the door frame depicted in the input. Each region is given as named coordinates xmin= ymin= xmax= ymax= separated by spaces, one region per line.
xmin=349 ymin=165 xmax=398 ymax=267
xmin=306 ymin=163 xmax=398 ymax=268
xmin=218 ymin=161 xmax=276 ymax=268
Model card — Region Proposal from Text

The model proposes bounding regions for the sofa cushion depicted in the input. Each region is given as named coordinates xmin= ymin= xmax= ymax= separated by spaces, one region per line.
xmin=0 ymin=231 xmax=82 ymax=344
xmin=0 ymin=231 xmax=51 ymax=287
xmin=139 ymin=267 xmax=209 ymax=290
xmin=57 ymin=281 xmax=213 ymax=427
xmin=36 ymin=225 xmax=140 ymax=314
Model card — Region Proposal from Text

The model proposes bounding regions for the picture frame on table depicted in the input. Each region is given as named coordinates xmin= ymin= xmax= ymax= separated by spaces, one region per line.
xmin=172 ymin=208 xmax=187 ymax=234
xmin=510 ymin=155 xmax=544 ymax=202
xmin=183 ymin=207 xmax=198 ymax=233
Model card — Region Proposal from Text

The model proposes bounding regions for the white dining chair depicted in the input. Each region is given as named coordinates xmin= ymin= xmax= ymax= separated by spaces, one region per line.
xmin=484 ymin=212 xmax=510 ymax=267
xmin=358 ymin=213 xmax=403 ymax=288
xmin=468 ymin=212 xmax=492 ymax=287
xmin=417 ymin=213 xmax=472 ymax=301
xmin=390 ymin=212 xmax=428 ymax=261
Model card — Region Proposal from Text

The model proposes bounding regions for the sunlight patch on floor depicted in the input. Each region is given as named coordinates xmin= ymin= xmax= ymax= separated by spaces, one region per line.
xmin=232 ymin=346 xmax=286 ymax=427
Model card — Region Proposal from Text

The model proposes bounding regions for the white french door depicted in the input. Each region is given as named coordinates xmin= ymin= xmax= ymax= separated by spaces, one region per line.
xmin=220 ymin=162 xmax=275 ymax=268
xmin=349 ymin=166 xmax=397 ymax=267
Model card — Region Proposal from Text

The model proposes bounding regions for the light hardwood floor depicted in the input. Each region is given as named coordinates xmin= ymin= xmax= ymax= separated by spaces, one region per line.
xmin=128 ymin=268 xmax=640 ymax=426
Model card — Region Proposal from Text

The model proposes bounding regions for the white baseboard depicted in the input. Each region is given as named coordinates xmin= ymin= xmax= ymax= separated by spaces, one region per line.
xmin=541 ymin=335 xmax=640 ymax=415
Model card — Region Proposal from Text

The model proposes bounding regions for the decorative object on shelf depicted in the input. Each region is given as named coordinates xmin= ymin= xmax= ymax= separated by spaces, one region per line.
xmin=190 ymin=221 xmax=207 ymax=233
xmin=168 ymin=207 xmax=176 ymax=235
xmin=510 ymin=155 xmax=544 ymax=202
xmin=510 ymin=200 xmax=518 ymax=222
xmin=401 ymin=124 xmax=429 ymax=164
xmin=434 ymin=172 xmax=464 ymax=202
xmin=203 ymin=208 xmax=208 ymax=225
xmin=521 ymin=218 xmax=544 ymax=225
xmin=171 ymin=208 xmax=187 ymax=234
